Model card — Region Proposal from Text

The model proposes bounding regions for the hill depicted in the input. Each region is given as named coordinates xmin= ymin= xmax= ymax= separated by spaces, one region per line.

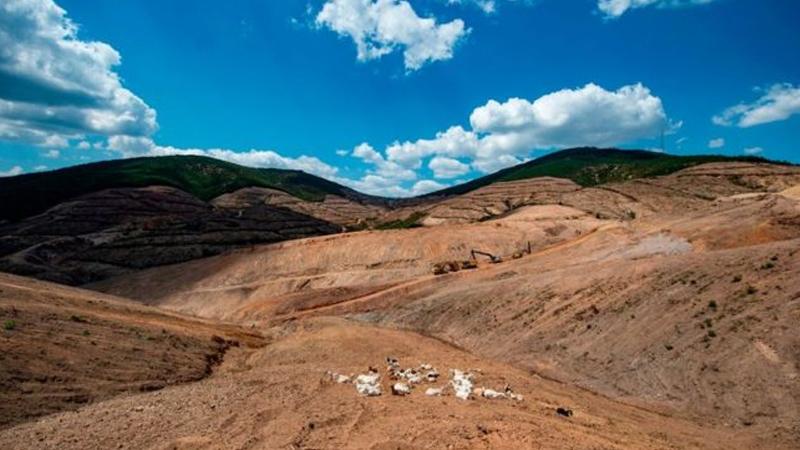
xmin=425 ymin=147 xmax=777 ymax=198
xmin=0 ymin=155 xmax=380 ymax=223
xmin=0 ymin=149 xmax=787 ymax=224
xmin=0 ymin=272 xmax=263 ymax=428
xmin=88 ymin=164 xmax=800 ymax=449
xmin=0 ymin=150 xmax=793 ymax=284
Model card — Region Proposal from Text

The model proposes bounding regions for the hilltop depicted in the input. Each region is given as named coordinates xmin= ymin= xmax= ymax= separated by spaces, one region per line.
xmin=0 ymin=149 xmax=784 ymax=224
xmin=0 ymin=155 xmax=382 ymax=223
xmin=424 ymin=147 xmax=776 ymax=198
xmin=0 ymin=149 xmax=794 ymax=285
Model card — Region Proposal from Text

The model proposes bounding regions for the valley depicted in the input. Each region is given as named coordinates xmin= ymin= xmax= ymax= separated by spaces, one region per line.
xmin=1 ymin=150 xmax=799 ymax=449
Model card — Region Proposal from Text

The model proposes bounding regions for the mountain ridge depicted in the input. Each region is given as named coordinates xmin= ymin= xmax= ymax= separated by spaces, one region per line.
xmin=0 ymin=148 xmax=789 ymax=223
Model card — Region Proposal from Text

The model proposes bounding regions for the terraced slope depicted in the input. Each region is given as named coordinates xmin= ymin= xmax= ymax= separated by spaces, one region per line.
xmin=0 ymin=186 xmax=339 ymax=285
xmin=398 ymin=161 xmax=800 ymax=225
xmin=1 ymin=152 xmax=794 ymax=285
xmin=0 ymin=155 xmax=383 ymax=223
xmin=426 ymin=147 xmax=777 ymax=198
xmin=90 ymin=167 xmax=800 ymax=449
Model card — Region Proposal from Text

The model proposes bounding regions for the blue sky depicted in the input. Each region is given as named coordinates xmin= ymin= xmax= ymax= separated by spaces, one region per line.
xmin=0 ymin=0 xmax=798 ymax=196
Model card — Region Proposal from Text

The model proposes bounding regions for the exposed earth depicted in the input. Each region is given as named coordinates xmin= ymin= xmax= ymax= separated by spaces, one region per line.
xmin=1 ymin=153 xmax=800 ymax=449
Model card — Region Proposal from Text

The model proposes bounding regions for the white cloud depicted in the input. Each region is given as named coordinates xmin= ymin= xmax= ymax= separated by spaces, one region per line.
xmin=385 ymin=126 xmax=480 ymax=169
xmin=0 ymin=0 xmax=157 ymax=148
xmin=316 ymin=0 xmax=469 ymax=71
xmin=350 ymin=142 xmax=417 ymax=179
xmin=713 ymin=84 xmax=800 ymax=128
xmin=743 ymin=146 xmax=763 ymax=155
xmin=411 ymin=179 xmax=446 ymax=195
xmin=429 ymin=156 xmax=470 ymax=179
xmin=105 ymin=134 xmax=436 ymax=198
xmin=76 ymin=140 xmax=91 ymax=149
xmin=106 ymin=136 xmax=340 ymax=180
xmin=0 ymin=165 xmax=24 ymax=177
xmin=352 ymin=142 xmax=384 ymax=164
xmin=337 ymin=173 xmax=445 ymax=197
xmin=708 ymin=138 xmax=724 ymax=149
xmin=469 ymin=83 xmax=669 ymax=147
xmin=43 ymin=149 xmax=60 ymax=158
xmin=371 ymin=83 xmax=669 ymax=175
xmin=598 ymin=0 xmax=717 ymax=18
xmin=338 ymin=82 xmax=671 ymax=193
xmin=446 ymin=0 xmax=496 ymax=14
xmin=471 ymin=154 xmax=522 ymax=173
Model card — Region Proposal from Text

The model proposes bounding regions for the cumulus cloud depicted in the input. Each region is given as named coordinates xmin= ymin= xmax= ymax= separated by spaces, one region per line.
xmin=0 ymin=165 xmax=24 ymax=177
xmin=364 ymin=83 xmax=669 ymax=175
xmin=106 ymin=136 xmax=340 ymax=180
xmin=429 ymin=156 xmax=470 ymax=179
xmin=743 ymin=146 xmax=763 ymax=155
xmin=598 ymin=0 xmax=716 ymax=18
xmin=0 ymin=0 xmax=156 ymax=149
xmin=469 ymin=83 xmax=669 ymax=148
xmin=334 ymin=172 xmax=446 ymax=197
xmin=349 ymin=141 xmax=418 ymax=184
xmin=106 ymin=136 xmax=450 ymax=197
xmin=410 ymin=179 xmax=447 ymax=194
xmin=713 ymin=84 xmax=800 ymax=128
xmin=472 ymin=154 xmax=523 ymax=173
xmin=337 ymin=82 xmax=671 ymax=195
xmin=316 ymin=0 xmax=469 ymax=71
xmin=708 ymin=138 xmax=724 ymax=149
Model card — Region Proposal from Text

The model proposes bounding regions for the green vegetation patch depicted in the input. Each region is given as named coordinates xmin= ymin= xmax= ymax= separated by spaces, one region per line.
xmin=425 ymin=148 xmax=779 ymax=198
xmin=0 ymin=155 xmax=369 ymax=222
xmin=375 ymin=211 xmax=427 ymax=230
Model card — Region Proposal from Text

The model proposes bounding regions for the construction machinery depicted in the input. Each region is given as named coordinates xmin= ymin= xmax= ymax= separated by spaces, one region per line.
xmin=471 ymin=249 xmax=502 ymax=264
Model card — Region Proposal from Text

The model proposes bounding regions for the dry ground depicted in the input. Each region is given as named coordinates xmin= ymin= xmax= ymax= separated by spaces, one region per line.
xmin=2 ymin=163 xmax=800 ymax=449
xmin=0 ymin=316 xmax=756 ymax=450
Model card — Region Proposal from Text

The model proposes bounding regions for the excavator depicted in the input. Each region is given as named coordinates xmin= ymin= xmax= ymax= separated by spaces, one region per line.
xmin=432 ymin=243 xmax=531 ymax=276
xmin=470 ymin=249 xmax=502 ymax=264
